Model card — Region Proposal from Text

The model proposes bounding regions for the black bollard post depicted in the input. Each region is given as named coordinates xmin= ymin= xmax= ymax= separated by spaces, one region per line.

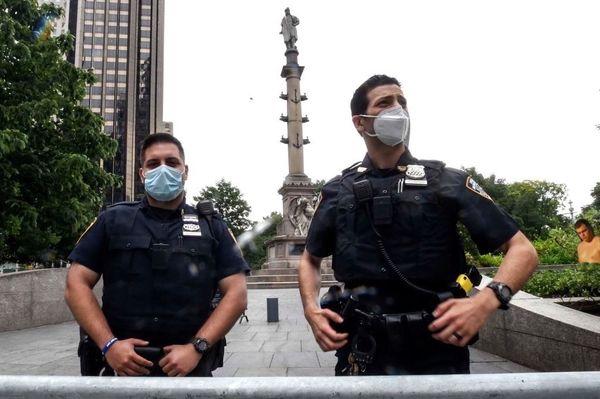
xmin=266 ymin=297 xmax=279 ymax=322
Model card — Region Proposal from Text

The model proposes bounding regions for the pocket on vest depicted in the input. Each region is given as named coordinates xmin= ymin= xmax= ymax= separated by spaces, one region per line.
xmin=108 ymin=235 xmax=152 ymax=275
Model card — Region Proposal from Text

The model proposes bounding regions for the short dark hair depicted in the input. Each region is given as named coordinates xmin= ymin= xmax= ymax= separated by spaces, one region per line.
xmin=140 ymin=133 xmax=185 ymax=164
xmin=350 ymin=74 xmax=401 ymax=116
xmin=575 ymin=218 xmax=594 ymax=235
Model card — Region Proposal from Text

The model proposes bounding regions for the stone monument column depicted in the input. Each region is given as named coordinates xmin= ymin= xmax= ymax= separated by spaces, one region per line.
xmin=263 ymin=8 xmax=316 ymax=269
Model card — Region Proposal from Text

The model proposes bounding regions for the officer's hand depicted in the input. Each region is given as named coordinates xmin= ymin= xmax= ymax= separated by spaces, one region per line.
xmin=304 ymin=306 xmax=348 ymax=352
xmin=428 ymin=293 xmax=498 ymax=347
xmin=104 ymin=338 xmax=153 ymax=376
xmin=159 ymin=344 xmax=201 ymax=377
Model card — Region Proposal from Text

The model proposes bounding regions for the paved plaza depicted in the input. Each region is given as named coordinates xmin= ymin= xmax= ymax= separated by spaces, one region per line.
xmin=0 ymin=288 xmax=533 ymax=376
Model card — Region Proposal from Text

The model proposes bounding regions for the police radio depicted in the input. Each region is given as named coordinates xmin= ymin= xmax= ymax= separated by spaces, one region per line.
xmin=196 ymin=200 xmax=215 ymax=216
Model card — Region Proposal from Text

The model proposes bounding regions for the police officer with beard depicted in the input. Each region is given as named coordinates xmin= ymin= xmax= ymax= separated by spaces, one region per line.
xmin=65 ymin=133 xmax=249 ymax=377
xmin=298 ymin=75 xmax=538 ymax=375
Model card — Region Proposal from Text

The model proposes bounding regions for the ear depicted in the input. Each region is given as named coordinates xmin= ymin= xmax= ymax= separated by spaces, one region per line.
xmin=138 ymin=167 xmax=145 ymax=182
xmin=183 ymin=164 xmax=189 ymax=181
xmin=352 ymin=115 xmax=364 ymax=135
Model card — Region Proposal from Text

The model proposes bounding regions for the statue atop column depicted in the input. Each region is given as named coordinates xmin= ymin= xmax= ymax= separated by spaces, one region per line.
xmin=280 ymin=8 xmax=300 ymax=50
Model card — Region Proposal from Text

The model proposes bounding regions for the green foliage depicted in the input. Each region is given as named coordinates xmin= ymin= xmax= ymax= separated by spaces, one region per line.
xmin=313 ymin=179 xmax=326 ymax=196
xmin=523 ymin=264 xmax=600 ymax=298
xmin=461 ymin=167 xmax=569 ymax=241
xmin=477 ymin=253 xmax=503 ymax=267
xmin=580 ymin=182 xmax=600 ymax=227
xmin=504 ymin=181 xmax=569 ymax=240
xmin=532 ymin=228 xmax=578 ymax=265
xmin=243 ymin=212 xmax=282 ymax=270
xmin=0 ymin=0 xmax=118 ymax=261
xmin=590 ymin=182 xmax=600 ymax=210
xmin=193 ymin=179 xmax=252 ymax=237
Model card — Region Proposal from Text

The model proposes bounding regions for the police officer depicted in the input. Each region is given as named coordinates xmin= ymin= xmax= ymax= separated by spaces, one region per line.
xmin=65 ymin=133 xmax=249 ymax=377
xmin=298 ymin=75 xmax=538 ymax=375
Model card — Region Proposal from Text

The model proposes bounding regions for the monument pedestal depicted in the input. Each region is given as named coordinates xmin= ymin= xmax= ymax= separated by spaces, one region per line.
xmin=263 ymin=176 xmax=314 ymax=269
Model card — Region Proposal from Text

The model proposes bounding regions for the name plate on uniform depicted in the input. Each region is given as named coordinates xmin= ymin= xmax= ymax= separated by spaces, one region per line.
xmin=404 ymin=179 xmax=428 ymax=187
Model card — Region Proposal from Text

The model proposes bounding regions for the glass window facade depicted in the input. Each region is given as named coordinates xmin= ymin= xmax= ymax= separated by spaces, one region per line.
xmin=78 ymin=0 xmax=161 ymax=203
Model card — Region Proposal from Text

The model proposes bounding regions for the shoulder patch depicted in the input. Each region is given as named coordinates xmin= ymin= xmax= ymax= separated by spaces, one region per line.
xmin=76 ymin=217 xmax=97 ymax=244
xmin=313 ymin=192 xmax=323 ymax=212
xmin=466 ymin=177 xmax=493 ymax=201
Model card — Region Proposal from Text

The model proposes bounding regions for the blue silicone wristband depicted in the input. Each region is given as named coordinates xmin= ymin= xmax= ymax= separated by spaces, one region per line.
xmin=101 ymin=337 xmax=118 ymax=356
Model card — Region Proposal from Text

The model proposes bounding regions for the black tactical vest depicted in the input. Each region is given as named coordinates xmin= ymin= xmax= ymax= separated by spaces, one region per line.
xmin=101 ymin=202 xmax=217 ymax=341
xmin=333 ymin=160 xmax=467 ymax=291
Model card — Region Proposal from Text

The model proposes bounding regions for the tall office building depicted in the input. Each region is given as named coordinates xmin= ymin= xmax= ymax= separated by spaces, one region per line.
xmin=69 ymin=0 xmax=170 ymax=202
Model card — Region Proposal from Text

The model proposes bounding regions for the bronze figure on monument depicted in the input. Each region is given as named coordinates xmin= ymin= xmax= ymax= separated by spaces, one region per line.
xmin=280 ymin=7 xmax=300 ymax=50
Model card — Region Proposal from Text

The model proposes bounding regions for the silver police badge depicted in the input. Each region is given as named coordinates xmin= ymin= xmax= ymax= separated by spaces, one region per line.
xmin=404 ymin=164 xmax=428 ymax=187
xmin=406 ymin=165 xmax=426 ymax=179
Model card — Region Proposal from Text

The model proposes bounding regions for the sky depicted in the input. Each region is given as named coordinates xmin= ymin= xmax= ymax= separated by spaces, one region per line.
xmin=163 ymin=0 xmax=600 ymax=222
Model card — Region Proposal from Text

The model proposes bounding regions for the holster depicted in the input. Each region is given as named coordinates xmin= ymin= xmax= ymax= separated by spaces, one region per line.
xmin=78 ymin=332 xmax=113 ymax=376
xmin=206 ymin=338 xmax=227 ymax=371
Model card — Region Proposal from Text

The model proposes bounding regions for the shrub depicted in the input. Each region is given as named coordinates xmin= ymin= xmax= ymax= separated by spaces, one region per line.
xmin=532 ymin=228 xmax=578 ymax=265
xmin=523 ymin=264 xmax=600 ymax=298
xmin=477 ymin=253 xmax=503 ymax=267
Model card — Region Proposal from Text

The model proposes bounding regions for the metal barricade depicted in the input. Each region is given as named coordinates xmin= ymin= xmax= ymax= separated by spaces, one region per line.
xmin=1 ymin=372 xmax=600 ymax=398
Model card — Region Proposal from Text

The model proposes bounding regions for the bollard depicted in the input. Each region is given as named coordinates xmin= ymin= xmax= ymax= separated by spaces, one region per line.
xmin=267 ymin=297 xmax=279 ymax=322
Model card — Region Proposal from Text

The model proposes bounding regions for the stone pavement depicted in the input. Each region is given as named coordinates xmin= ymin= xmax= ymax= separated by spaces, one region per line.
xmin=0 ymin=288 xmax=534 ymax=376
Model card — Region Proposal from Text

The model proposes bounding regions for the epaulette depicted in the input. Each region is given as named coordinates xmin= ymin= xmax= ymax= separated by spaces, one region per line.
xmin=106 ymin=200 xmax=141 ymax=208
xmin=341 ymin=161 xmax=362 ymax=174
xmin=418 ymin=159 xmax=446 ymax=171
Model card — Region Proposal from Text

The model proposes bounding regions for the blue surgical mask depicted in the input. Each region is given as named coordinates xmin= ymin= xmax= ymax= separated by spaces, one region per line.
xmin=143 ymin=165 xmax=184 ymax=202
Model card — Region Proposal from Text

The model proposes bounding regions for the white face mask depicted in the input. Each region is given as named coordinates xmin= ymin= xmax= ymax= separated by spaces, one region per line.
xmin=360 ymin=106 xmax=410 ymax=147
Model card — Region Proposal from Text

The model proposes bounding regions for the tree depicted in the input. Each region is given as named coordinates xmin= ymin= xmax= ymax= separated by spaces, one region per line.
xmin=461 ymin=167 xmax=569 ymax=241
xmin=591 ymin=182 xmax=600 ymax=210
xmin=503 ymin=181 xmax=569 ymax=240
xmin=0 ymin=1 xmax=118 ymax=262
xmin=193 ymin=179 xmax=252 ymax=237
xmin=313 ymin=179 xmax=326 ymax=196
xmin=579 ymin=182 xmax=600 ymax=229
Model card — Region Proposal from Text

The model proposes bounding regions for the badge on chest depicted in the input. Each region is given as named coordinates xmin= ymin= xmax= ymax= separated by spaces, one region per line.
xmin=182 ymin=214 xmax=202 ymax=237
xmin=397 ymin=165 xmax=428 ymax=192
xmin=405 ymin=164 xmax=428 ymax=187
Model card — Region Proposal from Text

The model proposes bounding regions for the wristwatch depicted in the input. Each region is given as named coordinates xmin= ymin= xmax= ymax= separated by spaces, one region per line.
xmin=486 ymin=281 xmax=513 ymax=310
xmin=190 ymin=337 xmax=210 ymax=354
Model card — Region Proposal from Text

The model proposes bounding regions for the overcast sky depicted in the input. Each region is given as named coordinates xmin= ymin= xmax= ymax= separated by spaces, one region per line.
xmin=163 ymin=0 xmax=600 ymax=221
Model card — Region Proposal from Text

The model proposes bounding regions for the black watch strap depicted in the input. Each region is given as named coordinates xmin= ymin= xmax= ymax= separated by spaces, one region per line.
xmin=487 ymin=281 xmax=513 ymax=310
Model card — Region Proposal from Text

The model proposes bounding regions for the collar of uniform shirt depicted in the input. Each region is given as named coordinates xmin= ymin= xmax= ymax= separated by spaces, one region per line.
xmin=141 ymin=195 xmax=187 ymax=221
xmin=362 ymin=148 xmax=417 ymax=176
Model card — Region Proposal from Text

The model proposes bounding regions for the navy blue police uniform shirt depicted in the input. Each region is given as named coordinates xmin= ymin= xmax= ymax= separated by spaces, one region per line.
xmin=69 ymin=197 xmax=250 ymax=280
xmin=306 ymin=150 xmax=519 ymax=260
